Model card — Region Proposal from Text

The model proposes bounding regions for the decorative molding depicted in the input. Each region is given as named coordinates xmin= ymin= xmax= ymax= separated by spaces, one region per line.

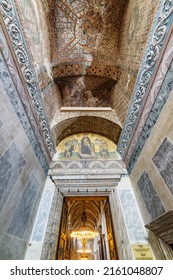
xmin=0 ymin=0 xmax=55 ymax=156
xmin=51 ymin=110 xmax=122 ymax=131
xmin=127 ymin=59 xmax=173 ymax=173
xmin=146 ymin=210 xmax=173 ymax=245
xmin=52 ymin=63 xmax=117 ymax=80
xmin=124 ymin=30 xmax=173 ymax=167
xmin=0 ymin=24 xmax=51 ymax=167
xmin=0 ymin=52 xmax=49 ymax=173
xmin=117 ymin=0 xmax=173 ymax=157
xmin=50 ymin=159 xmax=125 ymax=170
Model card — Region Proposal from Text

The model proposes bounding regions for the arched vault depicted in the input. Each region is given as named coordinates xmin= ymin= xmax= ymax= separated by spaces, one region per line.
xmin=51 ymin=116 xmax=122 ymax=146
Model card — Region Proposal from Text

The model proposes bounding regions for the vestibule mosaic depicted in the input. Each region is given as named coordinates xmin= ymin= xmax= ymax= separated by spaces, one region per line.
xmin=55 ymin=133 xmax=119 ymax=160
xmin=48 ymin=0 xmax=126 ymax=70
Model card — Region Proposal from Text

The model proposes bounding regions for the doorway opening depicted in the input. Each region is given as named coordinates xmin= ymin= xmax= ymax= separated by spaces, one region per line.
xmin=57 ymin=196 xmax=118 ymax=260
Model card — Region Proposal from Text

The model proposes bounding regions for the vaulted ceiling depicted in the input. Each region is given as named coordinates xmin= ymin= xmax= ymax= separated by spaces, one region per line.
xmin=6 ymin=0 xmax=166 ymax=232
xmin=15 ymin=0 xmax=160 ymax=146
xmin=47 ymin=0 xmax=127 ymax=108
xmin=65 ymin=197 xmax=107 ymax=231
xmin=48 ymin=0 xmax=126 ymax=74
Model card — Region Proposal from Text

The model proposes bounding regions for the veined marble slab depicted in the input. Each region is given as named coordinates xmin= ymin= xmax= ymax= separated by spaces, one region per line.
xmin=7 ymin=173 xmax=39 ymax=239
xmin=137 ymin=171 xmax=165 ymax=220
xmin=118 ymin=189 xmax=147 ymax=243
xmin=31 ymin=190 xmax=54 ymax=242
xmin=153 ymin=137 xmax=173 ymax=196
xmin=0 ymin=142 xmax=26 ymax=212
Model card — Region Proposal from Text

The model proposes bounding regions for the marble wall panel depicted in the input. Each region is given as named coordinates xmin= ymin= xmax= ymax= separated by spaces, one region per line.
xmin=117 ymin=1 xmax=173 ymax=157
xmin=109 ymin=191 xmax=133 ymax=259
xmin=31 ymin=190 xmax=54 ymax=242
xmin=152 ymin=137 xmax=173 ymax=195
xmin=124 ymin=31 xmax=173 ymax=166
xmin=0 ymin=52 xmax=49 ymax=174
xmin=7 ymin=173 xmax=39 ymax=239
xmin=0 ymin=120 xmax=2 ymax=128
xmin=118 ymin=189 xmax=147 ymax=243
xmin=0 ymin=142 xmax=26 ymax=212
xmin=137 ymin=172 xmax=165 ymax=220
xmin=0 ymin=234 xmax=27 ymax=260
xmin=0 ymin=25 xmax=51 ymax=167
xmin=0 ymin=2 xmax=55 ymax=156
xmin=128 ymin=59 xmax=173 ymax=173
xmin=41 ymin=190 xmax=63 ymax=260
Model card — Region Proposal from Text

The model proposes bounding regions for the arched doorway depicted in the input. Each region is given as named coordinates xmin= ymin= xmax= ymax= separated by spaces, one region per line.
xmin=48 ymin=132 xmax=125 ymax=260
xmin=57 ymin=196 xmax=118 ymax=260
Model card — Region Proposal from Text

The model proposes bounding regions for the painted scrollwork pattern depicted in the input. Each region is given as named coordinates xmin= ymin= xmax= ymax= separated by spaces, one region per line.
xmin=0 ymin=0 xmax=55 ymax=156
xmin=117 ymin=0 xmax=173 ymax=157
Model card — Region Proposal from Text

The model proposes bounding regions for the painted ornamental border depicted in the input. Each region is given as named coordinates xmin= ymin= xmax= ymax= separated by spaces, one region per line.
xmin=117 ymin=0 xmax=173 ymax=158
xmin=0 ymin=0 xmax=55 ymax=157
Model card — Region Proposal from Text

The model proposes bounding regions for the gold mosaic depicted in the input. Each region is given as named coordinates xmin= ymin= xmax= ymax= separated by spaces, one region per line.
xmin=56 ymin=133 xmax=119 ymax=160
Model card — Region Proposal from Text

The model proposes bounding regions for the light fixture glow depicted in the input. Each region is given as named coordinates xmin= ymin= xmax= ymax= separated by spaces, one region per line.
xmin=77 ymin=249 xmax=91 ymax=253
xmin=70 ymin=230 xmax=99 ymax=239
